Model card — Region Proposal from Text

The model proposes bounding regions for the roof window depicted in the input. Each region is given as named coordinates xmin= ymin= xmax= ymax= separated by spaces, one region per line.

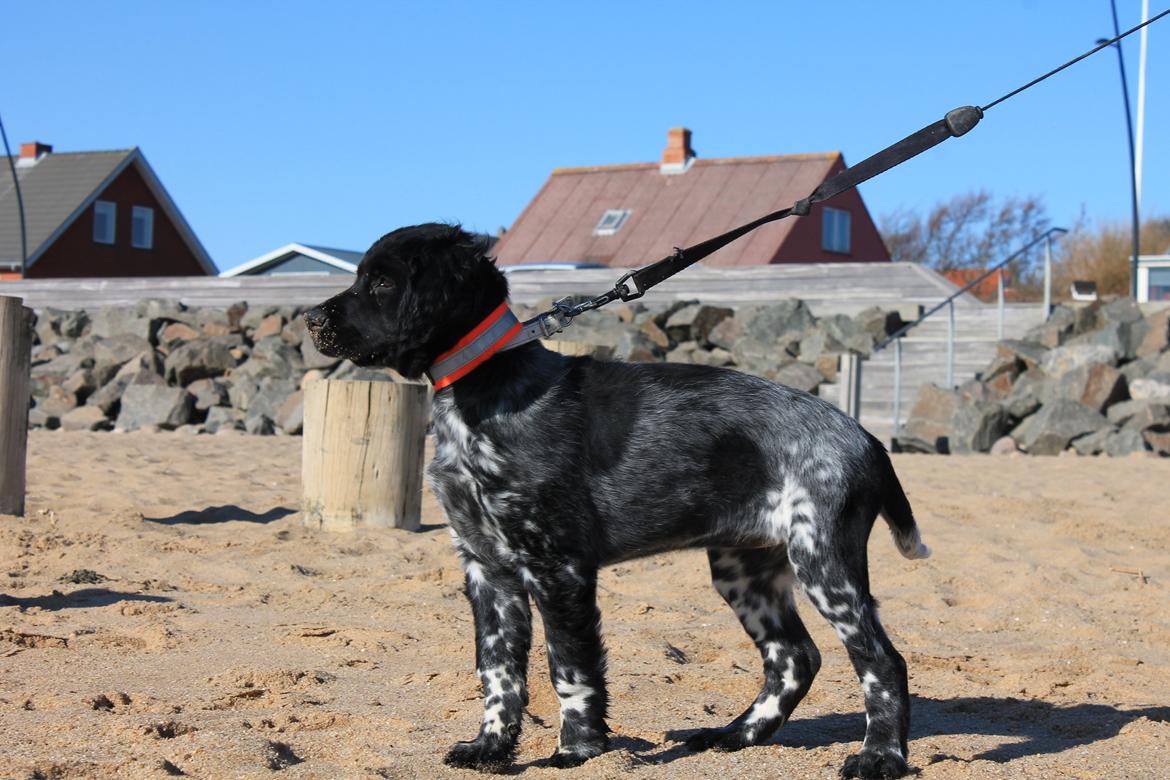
xmin=593 ymin=208 xmax=631 ymax=236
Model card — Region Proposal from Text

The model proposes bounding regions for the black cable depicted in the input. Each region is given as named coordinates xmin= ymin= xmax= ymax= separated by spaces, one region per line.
xmin=0 ymin=111 xmax=28 ymax=276
xmin=982 ymin=7 xmax=1170 ymax=112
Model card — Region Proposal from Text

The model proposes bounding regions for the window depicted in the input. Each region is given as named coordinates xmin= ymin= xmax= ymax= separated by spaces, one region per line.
xmin=1149 ymin=267 xmax=1170 ymax=301
xmin=593 ymin=208 xmax=631 ymax=236
xmin=131 ymin=206 xmax=154 ymax=249
xmin=93 ymin=201 xmax=116 ymax=244
xmin=822 ymin=207 xmax=851 ymax=254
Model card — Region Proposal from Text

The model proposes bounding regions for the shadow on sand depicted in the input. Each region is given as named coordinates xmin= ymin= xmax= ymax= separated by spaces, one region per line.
xmin=637 ymin=695 xmax=1169 ymax=767
xmin=144 ymin=505 xmax=297 ymax=525
xmin=0 ymin=588 xmax=173 ymax=611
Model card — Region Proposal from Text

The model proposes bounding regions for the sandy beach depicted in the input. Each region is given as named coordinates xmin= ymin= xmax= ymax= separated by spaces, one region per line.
xmin=1 ymin=430 xmax=1168 ymax=779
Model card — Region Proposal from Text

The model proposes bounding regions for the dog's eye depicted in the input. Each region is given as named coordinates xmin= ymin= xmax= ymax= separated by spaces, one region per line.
xmin=372 ymin=277 xmax=394 ymax=293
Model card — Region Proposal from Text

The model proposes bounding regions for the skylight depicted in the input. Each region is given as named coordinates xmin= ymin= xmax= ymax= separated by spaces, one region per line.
xmin=593 ymin=208 xmax=631 ymax=236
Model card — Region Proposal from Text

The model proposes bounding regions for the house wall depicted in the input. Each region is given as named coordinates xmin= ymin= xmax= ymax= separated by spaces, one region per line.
xmin=772 ymin=160 xmax=891 ymax=263
xmin=25 ymin=164 xmax=208 ymax=278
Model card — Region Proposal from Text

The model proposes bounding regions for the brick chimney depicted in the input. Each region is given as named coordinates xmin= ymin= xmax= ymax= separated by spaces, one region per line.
xmin=660 ymin=127 xmax=694 ymax=174
xmin=17 ymin=141 xmax=52 ymax=167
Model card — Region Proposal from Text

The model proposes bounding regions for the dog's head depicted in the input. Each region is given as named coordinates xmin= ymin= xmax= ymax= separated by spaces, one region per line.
xmin=304 ymin=223 xmax=508 ymax=378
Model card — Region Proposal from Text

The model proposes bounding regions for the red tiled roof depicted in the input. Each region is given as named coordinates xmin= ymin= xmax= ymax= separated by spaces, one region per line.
xmin=492 ymin=148 xmax=889 ymax=268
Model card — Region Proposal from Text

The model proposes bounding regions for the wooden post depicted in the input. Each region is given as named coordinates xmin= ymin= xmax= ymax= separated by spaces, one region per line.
xmin=1 ymin=296 xmax=33 ymax=517
xmin=302 ymin=379 xmax=429 ymax=532
xmin=838 ymin=353 xmax=862 ymax=421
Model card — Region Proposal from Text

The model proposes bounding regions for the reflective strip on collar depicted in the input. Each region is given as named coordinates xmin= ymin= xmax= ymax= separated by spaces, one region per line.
xmin=427 ymin=303 xmax=522 ymax=389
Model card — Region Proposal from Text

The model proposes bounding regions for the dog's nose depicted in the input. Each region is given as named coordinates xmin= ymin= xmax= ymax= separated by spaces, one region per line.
xmin=303 ymin=307 xmax=327 ymax=332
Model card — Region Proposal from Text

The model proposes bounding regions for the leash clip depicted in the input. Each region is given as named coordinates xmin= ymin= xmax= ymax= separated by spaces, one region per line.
xmin=613 ymin=269 xmax=648 ymax=302
xmin=538 ymin=297 xmax=576 ymax=338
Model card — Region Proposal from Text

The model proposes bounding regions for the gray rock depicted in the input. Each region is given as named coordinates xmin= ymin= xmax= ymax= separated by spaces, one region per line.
xmin=1024 ymin=306 xmax=1076 ymax=347
xmin=820 ymin=314 xmax=874 ymax=354
xmin=227 ymin=377 xmax=261 ymax=412
xmin=1105 ymin=428 xmax=1151 ymax=457
xmin=165 ymin=339 xmax=238 ymax=385
xmin=1099 ymin=297 xmax=1144 ymax=325
xmin=1107 ymin=399 xmax=1162 ymax=427
xmin=1072 ymin=427 xmax=1114 ymax=456
xmin=613 ymin=331 xmax=660 ymax=362
xmin=1136 ymin=308 xmax=1170 ymax=358
xmin=39 ymin=385 xmax=77 ymax=418
xmin=282 ymin=315 xmax=309 ymax=348
xmin=247 ymin=379 xmax=299 ymax=422
xmin=1045 ymin=362 xmax=1127 ymax=412
xmin=903 ymin=383 xmax=958 ymax=453
xmin=989 ymin=435 xmax=1019 ymax=455
xmin=689 ymin=347 xmax=734 ymax=367
xmin=62 ymin=368 xmax=98 ymax=403
xmin=1120 ymin=403 xmax=1170 ymax=433
xmin=731 ymin=337 xmax=790 ymax=374
xmin=1011 ymin=400 xmax=1108 ymax=455
xmin=87 ymin=360 xmax=166 ymax=416
xmin=1004 ymin=369 xmax=1046 ymax=420
xmin=854 ymin=307 xmax=904 ymax=341
xmin=797 ymin=329 xmax=845 ymax=364
xmin=275 ymin=390 xmax=305 ymax=435
xmin=665 ymin=341 xmax=698 ymax=363
xmin=706 ymin=315 xmax=743 ymax=351
xmin=1120 ymin=358 xmax=1155 ymax=383
xmin=157 ymin=322 xmax=203 ymax=350
xmin=665 ymin=304 xmax=733 ymax=346
xmin=204 ymin=406 xmax=243 ymax=433
xmin=1039 ymin=344 xmax=1119 ymax=377
xmin=741 ymin=300 xmax=815 ymax=341
xmin=29 ymin=406 xmax=58 ymax=430
xmin=34 ymin=307 xmax=89 ymax=342
xmin=244 ymin=413 xmax=276 ymax=436
xmin=60 ymin=405 xmax=111 ymax=432
xmin=1144 ymin=428 xmax=1170 ymax=455
xmin=950 ymin=399 xmax=1011 ymax=453
xmin=93 ymin=334 xmax=153 ymax=384
xmin=772 ymin=362 xmax=824 ymax=394
xmin=89 ymin=306 xmax=153 ymax=342
xmin=239 ymin=304 xmax=280 ymax=333
xmin=1129 ymin=377 xmax=1170 ymax=402
xmin=115 ymin=385 xmax=194 ymax=431
xmin=187 ymin=378 xmax=229 ymax=411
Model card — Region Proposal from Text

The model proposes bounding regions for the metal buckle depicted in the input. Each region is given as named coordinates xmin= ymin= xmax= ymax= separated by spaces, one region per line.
xmin=538 ymin=297 xmax=576 ymax=338
xmin=613 ymin=270 xmax=646 ymax=302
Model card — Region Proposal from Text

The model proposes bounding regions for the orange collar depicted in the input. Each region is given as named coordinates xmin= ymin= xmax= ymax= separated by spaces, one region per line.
xmin=425 ymin=302 xmax=523 ymax=389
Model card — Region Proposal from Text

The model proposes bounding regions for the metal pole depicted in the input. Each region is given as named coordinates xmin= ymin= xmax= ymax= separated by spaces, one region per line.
xmin=893 ymin=337 xmax=902 ymax=439
xmin=1137 ymin=0 xmax=1149 ymax=210
xmin=997 ymin=268 xmax=1005 ymax=340
xmin=947 ymin=299 xmax=955 ymax=389
xmin=1044 ymin=233 xmax=1053 ymax=316
xmin=1104 ymin=2 xmax=1141 ymax=297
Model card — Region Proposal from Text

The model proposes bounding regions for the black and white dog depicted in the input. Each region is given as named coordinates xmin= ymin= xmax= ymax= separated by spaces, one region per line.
xmin=305 ymin=224 xmax=930 ymax=779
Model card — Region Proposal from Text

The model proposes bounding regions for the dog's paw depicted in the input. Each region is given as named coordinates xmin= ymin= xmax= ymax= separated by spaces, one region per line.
xmin=838 ymin=750 xmax=912 ymax=779
xmin=684 ymin=725 xmax=755 ymax=753
xmin=546 ymin=738 xmax=607 ymax=769
xmin=443 ymin=735 xmax=516 ymax=774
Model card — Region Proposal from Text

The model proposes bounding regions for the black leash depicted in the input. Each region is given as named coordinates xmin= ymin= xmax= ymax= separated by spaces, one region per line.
xmin=531 ymin=8 xmax=1170 ymax=334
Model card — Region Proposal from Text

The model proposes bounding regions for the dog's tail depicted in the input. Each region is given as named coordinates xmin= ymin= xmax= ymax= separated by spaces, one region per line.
xmin=875 ymin=443 xmax=931 ymax=560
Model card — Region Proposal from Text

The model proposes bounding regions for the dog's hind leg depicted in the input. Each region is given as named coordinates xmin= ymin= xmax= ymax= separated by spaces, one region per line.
xmin=686 ymin=547 xmax=821 ymax=752
xmin=788 ymin=530 xmax=912 ymax=780
xmin=525 ymin=560 xmax=609 ymax=768
xmin=443 ymin=550 xmax=533 ymax=772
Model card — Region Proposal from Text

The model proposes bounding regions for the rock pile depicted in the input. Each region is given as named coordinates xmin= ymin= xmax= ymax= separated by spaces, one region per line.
xmin=27 ymin=298 xmax=906 ymax=435
xmin=898 ymin=298 xmax=1170 ymax=456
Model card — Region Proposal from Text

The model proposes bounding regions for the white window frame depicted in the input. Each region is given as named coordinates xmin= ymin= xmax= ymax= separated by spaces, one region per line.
xmin=593 ymin=208 xmax=631 ymax=236
xmin=822 ymin=207 xmax=851 ymax=254
xmin=131 ymin=205 xmax=154 ymax=250
xmin=93 ymin=200 xmax=116 ymax=245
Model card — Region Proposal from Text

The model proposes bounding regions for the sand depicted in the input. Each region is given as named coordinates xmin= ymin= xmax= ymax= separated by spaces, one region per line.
xmin=1 ymin=430 xmax=1168 ymax=779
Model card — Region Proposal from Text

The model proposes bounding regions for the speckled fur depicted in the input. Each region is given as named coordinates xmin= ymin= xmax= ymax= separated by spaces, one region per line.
xmin=305 ymin=224 xmax=930 ymax=778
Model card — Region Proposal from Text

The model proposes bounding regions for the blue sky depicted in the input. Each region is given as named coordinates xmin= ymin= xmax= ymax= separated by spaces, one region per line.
xmin=3 ymin=2 xmax=1167 ymax=270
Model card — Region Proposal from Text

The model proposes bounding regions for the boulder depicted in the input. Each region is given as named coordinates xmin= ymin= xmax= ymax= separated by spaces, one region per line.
xmin=731 ymin=337 xmax=790 ymax=374
xmin=1040 ymin=343 xmax=1119 ymax=377
xmin=640 ymin=319 xmax=672 ymax=350
xmin=227 ymin=377 xmax=261 ymax=412
xmin=29 ymin=406 xmax=58 ymax=430
xmin=35 ymin=307 xmax=89 ymax=342
xmin=854 ymin=306 xmax=904 ymax=341
xmin=252 ymin=313 xmax=286 ymax=341
xmin=244 ymin=413 xmax=276 ymax=436
xmin=282 ymin=315 xmax=309 ymax=347
xmin=158 ymin=322 xmax=202 ymax=350
xmin=689 ymin=347 xmax=734 ymax=367
xmin=706 ymin=315 xmax=744 ymax=352
xmin=60 ymin=405 xmax=111 ymax=432
xmin=1120 ymin=357 xmax=1155 ymax=383
xmin=664 ymin=304 xmax=733 ymax=345
xmin=187 ymin=378 xmax=229 ymax=411
xmin=1099 ymin=297 xmax=1143 ymax=326
xmin=1143 ymin=428 xmax=1170 ymax=455
xmin=1128 ymin=377 xmax=1170 ymax=402
xmin=88 ymin=306 xmax=153 ymax=342
xmin=1121 ymin=403 xmax=1170 ymax=433
xmin=613 ymin=331 xmax=659 ymax=362
xmin=740 ymin=300 xmax=815 ymax=342
xmin=301 ymin=337 xmax=341 ymax=371
xmin=115 ymin=385 xmax=194 ymax=431
xmin=1136 ymin=308 xmax=1170 ymax=358
xmin=797 ymin=329 xmax=846 ymax=364
xmin=87 ymin=356 xmax=166 ymax=416
xmin=1072 ymin=426 xmax=1114 ymax=456
xmin=1004 ymin=369 xmax=1046 ymax=420
xmin=1011 ymin=400 xmax=1109 ymax=455
xmin=949 ymin=398 xmax=1011 ymax=454
xmin=772 ymin=362 xmax=824 ymax=394
xmin=665 ymin=341 xmax=698 ymax=363
xmin=1024 ymin=306 xmax=1076 ymax=347
xmin=93 ymin=334 xmax=153 ymax=383
xmin=247 ymin=379 xmax=299 ymax=423
xmin=165 ymin=339 xmax=237 ymax=385
xmin=275 ymin=390 xmax=305 ymax=435
xmin=1107 ymin=399 xmax=1164 ymax=427
xmin=204 ymin=406 xmax=244 ymax=433
xmin=820 ymin=314 xmax=874 ymax=354
xmin=1046 ymin=362 xmax=1127 ymax=412
xmin=989 ymin=435 xmax=1019 ymax=455
xmin=39 ymin=385 xmax=78 ymax=418
xmin=902 ymin=383 xmax=957 ymax=453
xmin=1105 ymin=428 xmax=1151 ymax=456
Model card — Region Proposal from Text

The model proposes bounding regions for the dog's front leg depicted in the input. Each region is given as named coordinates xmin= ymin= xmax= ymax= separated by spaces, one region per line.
xmin=443 ymin=554 xmax=532 ymax=773
xmin=527 ymin=561 xmax=609 ymax=768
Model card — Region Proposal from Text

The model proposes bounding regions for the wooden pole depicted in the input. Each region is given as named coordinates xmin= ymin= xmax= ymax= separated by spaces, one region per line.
xmin=838 ymin=353 xmax=862 ymax=421
xmin=302 ymin=379 xmax=429 ymax=532
xmin=1 ymin=296 xmax=33 ymax=517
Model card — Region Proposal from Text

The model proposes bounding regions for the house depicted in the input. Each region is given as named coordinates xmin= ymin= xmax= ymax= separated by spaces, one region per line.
xmin=0 ymin=142 xmax=214 ymax=279
xmin=491 ymin=128 xmax=891 ymax=269
xmin=1137 ymin=244 xmax=1170 ymax=302
xmin=219 ymin=243 xmax=364 ymax=276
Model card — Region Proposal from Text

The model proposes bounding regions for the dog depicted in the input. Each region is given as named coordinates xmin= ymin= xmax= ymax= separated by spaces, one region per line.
xmin=305 ymin=223 xmax=930 ymax=779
